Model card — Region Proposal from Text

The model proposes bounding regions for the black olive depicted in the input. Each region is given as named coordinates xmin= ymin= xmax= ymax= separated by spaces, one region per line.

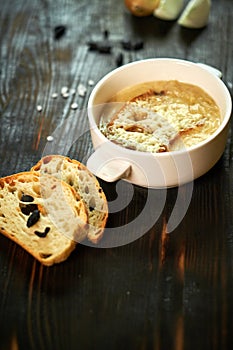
xmin=34 ymin=227 xmax=50 ymax=238
xmin=20 ymin=203 xmax=38 ymax=215
xmin=121 ymin=40 xmax=144 ymax=51
xmin=27 ymin=210 xmax=40 ymax=227
xmin=103 ymin=29 xmax=109 ymax=39
xmin=21 ymin=194 xmax=34 ymax=202
xmin=20 ymin=194 xmax=38 ymax=215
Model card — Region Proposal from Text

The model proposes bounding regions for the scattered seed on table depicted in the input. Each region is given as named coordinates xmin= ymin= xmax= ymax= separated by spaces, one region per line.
xmin=121 ymin=40 xmax=132 ymax=50
xmin=36 ymin=105 xmax=42 ymax=112
xmin=71 ymin=102 xmax=78 ymax=110
xmin=88 ymin=79 xmax=95 ymax=86
xmin=51 ymin=92 xmax=58 ymax=99
xmin=133 ymin=41 xmax=144 ymax=50
xmin=115 ymin=52 xmax=124 ymax=67
xmin=61 ymin=92 xmax=69 ymax=99
xmin=54 ymin=25 xmax=66 ymax=40
xmin=87 ymin=40 xmax=99 ymax=51
xmin=61 ymin=86 xmax=69 ymax=94
xmin=78 ymin=91 xmax=85 ymax=97
xmin=98 ymin=43 xmax=112 ymax=54
xmin=47 ymin=135 xmax=54 ymax=142
xmin=78 ymin=84 xmax=87 ymax=97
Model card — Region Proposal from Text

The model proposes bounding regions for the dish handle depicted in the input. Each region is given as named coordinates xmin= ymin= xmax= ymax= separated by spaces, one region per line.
xmin=87 ymin=144 xmax=132 ymax=182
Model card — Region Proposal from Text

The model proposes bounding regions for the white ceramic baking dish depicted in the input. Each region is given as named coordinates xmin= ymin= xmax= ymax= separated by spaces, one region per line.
xmin=87 ymin=58 xmax=232 ymax=188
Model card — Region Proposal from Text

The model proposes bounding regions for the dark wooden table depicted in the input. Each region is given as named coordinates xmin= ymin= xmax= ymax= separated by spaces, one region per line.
xmin=0 ymin=0 xmax=232 ymax=349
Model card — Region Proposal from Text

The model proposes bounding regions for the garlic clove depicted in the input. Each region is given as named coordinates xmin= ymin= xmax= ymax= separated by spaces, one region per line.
xmin=178 ymin=0 xmax=211 ymax=29
xmin=153 ymin=0 xmax=184 ymax=20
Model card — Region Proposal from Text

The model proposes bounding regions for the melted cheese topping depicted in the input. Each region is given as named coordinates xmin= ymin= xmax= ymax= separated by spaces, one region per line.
xmin=99 ymin=80 xmax=221 ymax=152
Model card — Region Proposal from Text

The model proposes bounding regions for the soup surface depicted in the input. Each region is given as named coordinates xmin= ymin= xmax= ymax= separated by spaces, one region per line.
xmin=99 ymin=80 xmax=221 ymax=152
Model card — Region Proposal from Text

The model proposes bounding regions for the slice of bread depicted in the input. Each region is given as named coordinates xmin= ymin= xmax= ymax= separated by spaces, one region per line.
xmin=101 ymin=89 xmax=179 ymax=153
xmin=0 ymin=171 xmax=88 ymax=266
xmin=31 ymin=155 xmax=108 ymax=244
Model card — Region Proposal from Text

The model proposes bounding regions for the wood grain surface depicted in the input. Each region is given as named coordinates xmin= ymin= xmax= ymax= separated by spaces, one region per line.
xmin=0 ymin=0 xmax=232 ymax=349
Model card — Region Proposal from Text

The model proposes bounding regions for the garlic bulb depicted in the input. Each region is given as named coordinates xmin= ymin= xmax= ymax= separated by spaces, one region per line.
xmin=178 ymin=0 xmax=211 ymax=28
xmin=153 ymin=0 xmax=184 ymax=20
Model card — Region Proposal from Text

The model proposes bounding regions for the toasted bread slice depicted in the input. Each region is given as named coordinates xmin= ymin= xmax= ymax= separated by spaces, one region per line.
xmin=32 ymin=155 xmax=108 ymax=244
xmin=0 ymin=171 xmax=88 ymax=266
xmin=101 ymin=88 xmax=179 ymax=152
